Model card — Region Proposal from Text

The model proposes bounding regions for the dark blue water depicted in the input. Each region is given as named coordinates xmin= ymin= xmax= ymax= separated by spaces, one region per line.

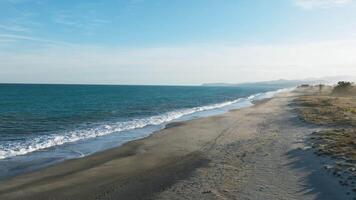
xmin=0 ymin=84 xmax=289 ymax=179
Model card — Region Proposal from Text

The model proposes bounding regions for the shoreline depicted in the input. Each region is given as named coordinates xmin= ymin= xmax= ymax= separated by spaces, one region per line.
xmin=0 ymin=88 xmax=287 ymax=180
xmin=0 ymin=90 xmax=351 ymax=200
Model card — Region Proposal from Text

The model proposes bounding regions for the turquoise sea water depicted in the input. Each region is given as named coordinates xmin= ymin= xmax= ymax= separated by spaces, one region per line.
xmin=0 ymin=84 xmax=290 ymax=179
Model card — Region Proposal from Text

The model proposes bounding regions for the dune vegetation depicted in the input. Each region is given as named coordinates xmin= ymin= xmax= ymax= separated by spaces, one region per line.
xmin=295 ymin=82 xmax=356 ymax=191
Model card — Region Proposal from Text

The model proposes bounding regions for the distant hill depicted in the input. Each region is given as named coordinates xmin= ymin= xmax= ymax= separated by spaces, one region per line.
xmin=202 ymin=76 xmax=356 ymax=87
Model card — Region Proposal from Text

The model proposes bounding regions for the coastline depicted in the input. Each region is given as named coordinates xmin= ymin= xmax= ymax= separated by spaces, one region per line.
xmin=0 ymin=88 xmax=288 ymax=180
xmin=0 ymin=90 xmax=351 ymax=200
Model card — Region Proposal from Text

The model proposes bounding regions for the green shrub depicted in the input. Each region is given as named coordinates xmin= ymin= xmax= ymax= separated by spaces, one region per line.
xmin=332 ymin=81 xmax=354 ymax=95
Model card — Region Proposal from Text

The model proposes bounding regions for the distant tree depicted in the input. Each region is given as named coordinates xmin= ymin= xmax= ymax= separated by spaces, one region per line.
xmin=336 ymin=81 xmax=352 ymax=89
xmin=332 ymin=81 xmax=353 ymax=95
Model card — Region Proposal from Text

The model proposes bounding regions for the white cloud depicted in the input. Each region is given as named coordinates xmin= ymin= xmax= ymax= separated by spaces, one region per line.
xmin=294 ymin=0 xmax=353 ymax=9
xmin=1 ymin=40 xmax=356 ymax=84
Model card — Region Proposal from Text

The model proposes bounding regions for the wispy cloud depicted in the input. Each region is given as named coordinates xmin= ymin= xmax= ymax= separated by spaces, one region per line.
xmin=0 ymin=24 xmax=30 ymax=33
xmin=124 ymin=0 xmax=145 ymax=13
xmin=294 ymin=0 xmax=354 ymax=9
xmin=0 ymin=33 xmax=72 ymax=45
xmin=52 ymin=10 xmax=109 ymax=34
xmin=0 ymin=10 xmax=39 ymax=38
xmin=0 ymin=38 xmax=16 ymax=43
xmin=2 ymin=0 xmax=43 ymax=4
xmin=3 ymin=0 xmax=28 ymax=3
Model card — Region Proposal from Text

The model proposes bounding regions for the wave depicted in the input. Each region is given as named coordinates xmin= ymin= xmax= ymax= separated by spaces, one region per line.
xmin=0 ymin=88 xmax=292 ymax=159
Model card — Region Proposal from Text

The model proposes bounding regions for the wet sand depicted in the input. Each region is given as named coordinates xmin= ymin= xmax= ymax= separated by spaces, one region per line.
xmin=0 ymin=91 xmax=352 ymax=200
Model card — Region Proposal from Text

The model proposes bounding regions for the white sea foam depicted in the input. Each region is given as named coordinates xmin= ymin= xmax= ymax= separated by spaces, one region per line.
xmin=0 ymin=88 xmax=292 ymax=159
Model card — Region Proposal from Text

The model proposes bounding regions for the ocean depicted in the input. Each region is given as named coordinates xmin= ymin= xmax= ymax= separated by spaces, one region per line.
xmin=0 ymin=84 xmax=290 ymax=179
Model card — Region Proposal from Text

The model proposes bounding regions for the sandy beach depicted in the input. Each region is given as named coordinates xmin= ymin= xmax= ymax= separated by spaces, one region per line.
xmin=0 ymin=90 xmax=353 ymax=200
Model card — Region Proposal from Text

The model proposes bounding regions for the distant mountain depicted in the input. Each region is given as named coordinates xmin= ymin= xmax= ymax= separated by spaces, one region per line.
xmin=202 ymin=76 xmax=356 ymax=87
xmin=317 ymin=75 xmax=356 ymax=83
xmin=202 ymin=79 xmax=315 ymax=87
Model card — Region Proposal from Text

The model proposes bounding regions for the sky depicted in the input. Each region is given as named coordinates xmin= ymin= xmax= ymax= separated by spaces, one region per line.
xmin=0 ymin=0 xmax=356 ymax=85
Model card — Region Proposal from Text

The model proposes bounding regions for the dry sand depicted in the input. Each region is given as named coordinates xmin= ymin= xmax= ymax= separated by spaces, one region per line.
xmin=0 ymin=91 xmax=353 ymax=200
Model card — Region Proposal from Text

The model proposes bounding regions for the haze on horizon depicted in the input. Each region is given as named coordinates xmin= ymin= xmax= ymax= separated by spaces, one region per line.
xmin=0 ymin=0 xmax=355 ymax=85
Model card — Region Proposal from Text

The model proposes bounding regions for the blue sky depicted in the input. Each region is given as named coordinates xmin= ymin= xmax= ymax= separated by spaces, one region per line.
xmin=0 ymin=0 xmax=356 ymax=84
